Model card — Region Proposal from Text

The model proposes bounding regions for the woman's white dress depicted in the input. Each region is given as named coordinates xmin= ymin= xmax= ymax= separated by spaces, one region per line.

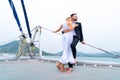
xmin=59 ymin=23 xmax=75 ymax=64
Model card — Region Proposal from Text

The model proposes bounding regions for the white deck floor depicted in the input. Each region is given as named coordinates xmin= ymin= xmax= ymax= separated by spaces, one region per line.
xmin=0 ymin=59 xmax=120 ymax=80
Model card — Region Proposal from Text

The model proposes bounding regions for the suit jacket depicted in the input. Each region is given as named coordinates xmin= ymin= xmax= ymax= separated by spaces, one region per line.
xmin=74 ymin=22 xmax=84 ymax=42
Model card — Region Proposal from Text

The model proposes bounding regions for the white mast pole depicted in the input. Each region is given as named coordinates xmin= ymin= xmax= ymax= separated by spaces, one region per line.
xmin=38 ymin=26 xmax=43 ymax=58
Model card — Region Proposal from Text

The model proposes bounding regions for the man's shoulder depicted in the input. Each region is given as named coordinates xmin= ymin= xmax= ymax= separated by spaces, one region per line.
xmin=76 ymin=22 xmax=81 ymax=24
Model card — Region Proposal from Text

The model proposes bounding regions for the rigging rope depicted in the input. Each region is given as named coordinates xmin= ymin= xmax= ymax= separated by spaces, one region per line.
xmin=37 ymin=25 xmax=62 ymax=35
xmin=37 ymin=25 xmax=120 ymax=58
xmin=86 ymin=43 xmax=120 ymax=58
xmin=0 ymin=36 xmax=19 ymax=45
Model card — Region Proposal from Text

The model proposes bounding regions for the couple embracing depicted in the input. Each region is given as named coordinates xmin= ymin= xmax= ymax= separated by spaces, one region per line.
xmin=53 ymin=13 xmax=85 ymax=73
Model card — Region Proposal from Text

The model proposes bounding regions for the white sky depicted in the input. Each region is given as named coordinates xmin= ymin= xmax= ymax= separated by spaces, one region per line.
xmin=0 ymin=0 xmax=120 ymax=53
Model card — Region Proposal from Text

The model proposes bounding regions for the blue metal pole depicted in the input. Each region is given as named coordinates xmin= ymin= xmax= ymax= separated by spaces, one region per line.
xmin=21 ymin=0 xmax=32 ymax=38
xmin=8 ymin=0 xmax=23 ymax=32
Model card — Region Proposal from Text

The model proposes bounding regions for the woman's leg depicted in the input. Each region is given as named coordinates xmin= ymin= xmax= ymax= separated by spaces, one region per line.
xmin=56 ymin=62 xmax=61 ymax=71
xmin=60 ymin=64 xmax=65 ymax=72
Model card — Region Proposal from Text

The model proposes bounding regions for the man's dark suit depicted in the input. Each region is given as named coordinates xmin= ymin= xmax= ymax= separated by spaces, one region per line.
xmin=71 ymin=22 xmax=84 ymax=59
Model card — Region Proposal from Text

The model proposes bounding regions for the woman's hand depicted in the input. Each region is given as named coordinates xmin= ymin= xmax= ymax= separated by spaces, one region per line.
xmin=74 ymin=24 xmax=78 ymax=28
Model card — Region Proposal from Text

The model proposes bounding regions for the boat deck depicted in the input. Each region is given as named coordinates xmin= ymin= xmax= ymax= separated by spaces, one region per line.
xmin=0 ymin=58 xmax=120 ymax=80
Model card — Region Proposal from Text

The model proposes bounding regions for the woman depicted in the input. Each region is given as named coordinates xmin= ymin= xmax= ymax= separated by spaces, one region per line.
xmin=53 ymin=17 xmax=78 ymax=73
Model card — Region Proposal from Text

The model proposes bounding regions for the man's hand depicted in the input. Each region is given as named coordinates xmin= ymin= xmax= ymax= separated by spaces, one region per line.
xmin=74 ymin=24 xmax=78 ymax=28
xmin=81 ymin=41 xmax=86 ymax=44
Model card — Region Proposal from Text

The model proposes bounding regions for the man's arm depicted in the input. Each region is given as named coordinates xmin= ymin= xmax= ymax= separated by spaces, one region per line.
xmin=75 ymin=22 xmax=83 ymax=41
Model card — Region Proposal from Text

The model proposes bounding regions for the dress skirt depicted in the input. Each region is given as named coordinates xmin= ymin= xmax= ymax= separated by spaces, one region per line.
xmin=59 ymin=31 xmax=75 ymax=64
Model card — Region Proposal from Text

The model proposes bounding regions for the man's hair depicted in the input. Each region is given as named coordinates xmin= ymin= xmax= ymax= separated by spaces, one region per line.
xmin=70 ymin=13 xmax=76 ymax=17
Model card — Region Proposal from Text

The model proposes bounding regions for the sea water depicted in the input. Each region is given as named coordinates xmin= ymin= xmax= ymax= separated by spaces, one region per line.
xmin=43 ymin=55 xmax=120 ymax=63
xmin=0 ymin=53 xmax=120 ymax=63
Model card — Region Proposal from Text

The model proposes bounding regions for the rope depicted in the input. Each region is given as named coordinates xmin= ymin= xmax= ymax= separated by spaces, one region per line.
xmin=37 ymin=25 xmax=62 ymax=35
xmin=0 ymin=36 xmax=19 ymax=45
xmin=1 ymin=25 xmax=119 ymax=58
xmin=86 ymin=43 xmax=120 ymax=58
xmin=38 ymin=26 xmax=120 ymax=58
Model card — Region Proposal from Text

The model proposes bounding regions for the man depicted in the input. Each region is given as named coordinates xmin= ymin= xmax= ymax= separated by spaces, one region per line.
xmin=70 ymin=13 xmax=85 ymax=62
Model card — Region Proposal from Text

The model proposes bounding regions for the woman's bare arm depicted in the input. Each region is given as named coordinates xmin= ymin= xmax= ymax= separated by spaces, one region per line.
xmin=52 ymin=24 xmax=62 ymax=33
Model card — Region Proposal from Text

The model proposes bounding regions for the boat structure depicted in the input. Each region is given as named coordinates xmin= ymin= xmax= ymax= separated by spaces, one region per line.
xmin=0 ymin=0 xmax=120 ymax=80
xmin=0 ymin=0 xmax=120 ymax=68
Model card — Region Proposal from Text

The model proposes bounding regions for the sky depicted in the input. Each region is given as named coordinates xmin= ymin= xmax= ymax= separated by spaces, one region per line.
xmin=0 ymin=0 xmax=120 ymax=53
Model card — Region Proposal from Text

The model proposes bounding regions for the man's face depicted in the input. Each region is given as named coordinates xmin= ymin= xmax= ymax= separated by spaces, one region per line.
xmin=72 ymin=14 xmax=78 ymax=21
